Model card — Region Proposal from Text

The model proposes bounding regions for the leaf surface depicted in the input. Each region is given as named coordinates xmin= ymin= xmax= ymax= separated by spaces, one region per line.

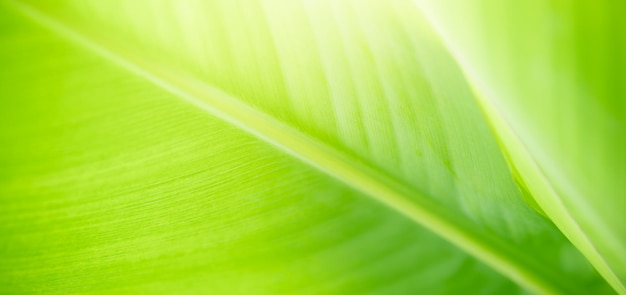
xmin=0 ymin=0 xmax=617 ymax=294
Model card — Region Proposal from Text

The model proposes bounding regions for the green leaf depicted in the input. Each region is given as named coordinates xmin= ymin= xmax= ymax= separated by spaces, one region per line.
xmin=0 ymin=0 xmax=618 ymax=294
xmin=412 ymin=1 xmax=626 ymax=292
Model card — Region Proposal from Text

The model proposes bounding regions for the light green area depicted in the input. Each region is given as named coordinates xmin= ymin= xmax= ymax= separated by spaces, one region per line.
xmin=0 ymin=0 xmax=621 ymax=294
xmin=413 ymin=1 xmax=626 ymax=292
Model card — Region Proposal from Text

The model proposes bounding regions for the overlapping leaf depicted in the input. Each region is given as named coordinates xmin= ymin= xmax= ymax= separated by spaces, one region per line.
xmin=413 ymin=1 xmax=626 ymax=292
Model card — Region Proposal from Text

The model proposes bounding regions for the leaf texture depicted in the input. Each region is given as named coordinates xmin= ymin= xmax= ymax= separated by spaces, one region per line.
xmin=0 ymin=0 xmax=619 ymax=294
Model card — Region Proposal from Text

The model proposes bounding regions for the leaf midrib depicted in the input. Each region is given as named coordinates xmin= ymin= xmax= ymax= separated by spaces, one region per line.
xmin=6 ymin=1 xmax=584 ymax=294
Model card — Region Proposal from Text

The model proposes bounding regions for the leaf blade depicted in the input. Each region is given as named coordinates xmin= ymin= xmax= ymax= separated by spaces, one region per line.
xmin=1 ymin=0 xmax=615 ymax=294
